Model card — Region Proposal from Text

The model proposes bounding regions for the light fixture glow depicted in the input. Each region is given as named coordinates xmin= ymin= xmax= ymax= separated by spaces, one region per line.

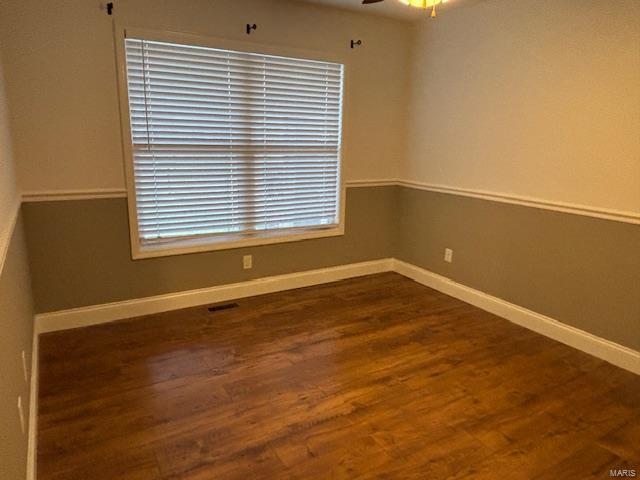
xmin=397 ymin=0 xmax=448 ymax=17
xmin=398 ymin=0 xmax=442 ymax=8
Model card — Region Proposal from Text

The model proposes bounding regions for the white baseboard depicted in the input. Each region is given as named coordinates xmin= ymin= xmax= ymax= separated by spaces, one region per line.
xmin=34 ymin=257 xmax=639 ymax=376
xmin=26 ymin=257 xmax=639 ymax=480
xmin=26 ymin=331 xmax=38 ymax=480
xmin=393 ymin=259 xmax=640 ymax=376
xmin=35 ymin=259 xmax=394 ymax=334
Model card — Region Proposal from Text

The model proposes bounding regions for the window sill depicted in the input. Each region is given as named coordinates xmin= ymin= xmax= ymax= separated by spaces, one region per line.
xmin=132 ymin=225 xmax=345 ymax=260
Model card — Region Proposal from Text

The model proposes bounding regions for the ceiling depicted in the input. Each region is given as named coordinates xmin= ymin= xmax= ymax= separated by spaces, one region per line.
xmin=297 ymin=0 xmax=435 ymax=21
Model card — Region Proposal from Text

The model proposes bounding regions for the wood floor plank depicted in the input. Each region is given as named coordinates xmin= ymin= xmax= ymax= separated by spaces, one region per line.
xmin=38 ymin=273 xmax=640 ymax=479
xmin=533 ymin=443 xmax=633 ymax=480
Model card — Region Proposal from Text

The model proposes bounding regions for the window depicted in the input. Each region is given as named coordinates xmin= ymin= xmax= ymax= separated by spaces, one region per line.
xmin=119 ymin=31 xmax=345 ymax=258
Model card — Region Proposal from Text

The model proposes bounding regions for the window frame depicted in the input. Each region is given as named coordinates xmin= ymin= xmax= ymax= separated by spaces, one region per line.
xmin=115 ymin=26 xmax=347 ymax=260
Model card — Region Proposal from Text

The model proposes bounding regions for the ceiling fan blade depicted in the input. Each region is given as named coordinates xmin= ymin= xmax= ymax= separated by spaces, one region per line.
xmin=362 ymin=0 xmax=385 ymax=4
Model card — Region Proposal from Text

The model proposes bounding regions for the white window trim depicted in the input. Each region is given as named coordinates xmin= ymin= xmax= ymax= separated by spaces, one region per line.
xmin=115 ymin=26 xmax=348 ymax=260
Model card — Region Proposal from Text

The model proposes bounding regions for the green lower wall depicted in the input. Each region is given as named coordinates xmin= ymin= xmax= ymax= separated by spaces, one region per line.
xmin=22 ymin=184 xmax=640 ymax=351
xmin=23 ymin=186 xmax=397 ymax=313
xmin=0 ymin=213 xmax=35 ymax=480
xmin=396 ymin=187 xmax=640 ymax=352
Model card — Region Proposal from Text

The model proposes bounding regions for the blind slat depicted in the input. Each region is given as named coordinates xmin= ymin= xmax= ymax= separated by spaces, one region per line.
xmin=125 ymin=37 xmax=343 ymax=244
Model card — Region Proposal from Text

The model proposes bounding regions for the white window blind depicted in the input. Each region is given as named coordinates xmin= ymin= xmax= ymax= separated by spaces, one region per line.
xmin=124 ymin=37 xmax=344 ymax=245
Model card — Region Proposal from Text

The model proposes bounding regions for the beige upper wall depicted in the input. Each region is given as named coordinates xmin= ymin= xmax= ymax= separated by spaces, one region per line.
xmin=0 ymin=41 xmax=33 ymax=480
xmin=405 ymin=0 xmax=640 ymax=214
xmin=3 ymin=0 xmax=639 ymax=211
xmin=0 ymin=52 xmax=20 ymax=255
xmin=0 ymin=0 xmax=411 ymax=194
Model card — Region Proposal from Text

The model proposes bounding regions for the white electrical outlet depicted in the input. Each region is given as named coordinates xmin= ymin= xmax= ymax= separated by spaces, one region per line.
xmin=22 ymin=350 xmax=28 ymax=384
xmin=243 ymin=255 xmax=253 ymax=270
xmin=17 ymin=396 xmax=25 ymax=434
xmin=444 ymin=248 xmax=453 ymax=263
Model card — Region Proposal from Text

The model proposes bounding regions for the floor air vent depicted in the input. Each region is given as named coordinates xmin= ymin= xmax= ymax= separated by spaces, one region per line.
xmin=207 ymin=303 xmax=239 ymax=313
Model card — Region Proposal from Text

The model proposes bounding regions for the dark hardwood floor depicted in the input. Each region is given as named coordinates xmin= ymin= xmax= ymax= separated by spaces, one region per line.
xmin=38 ymin=273 xmax=640 ymax=479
